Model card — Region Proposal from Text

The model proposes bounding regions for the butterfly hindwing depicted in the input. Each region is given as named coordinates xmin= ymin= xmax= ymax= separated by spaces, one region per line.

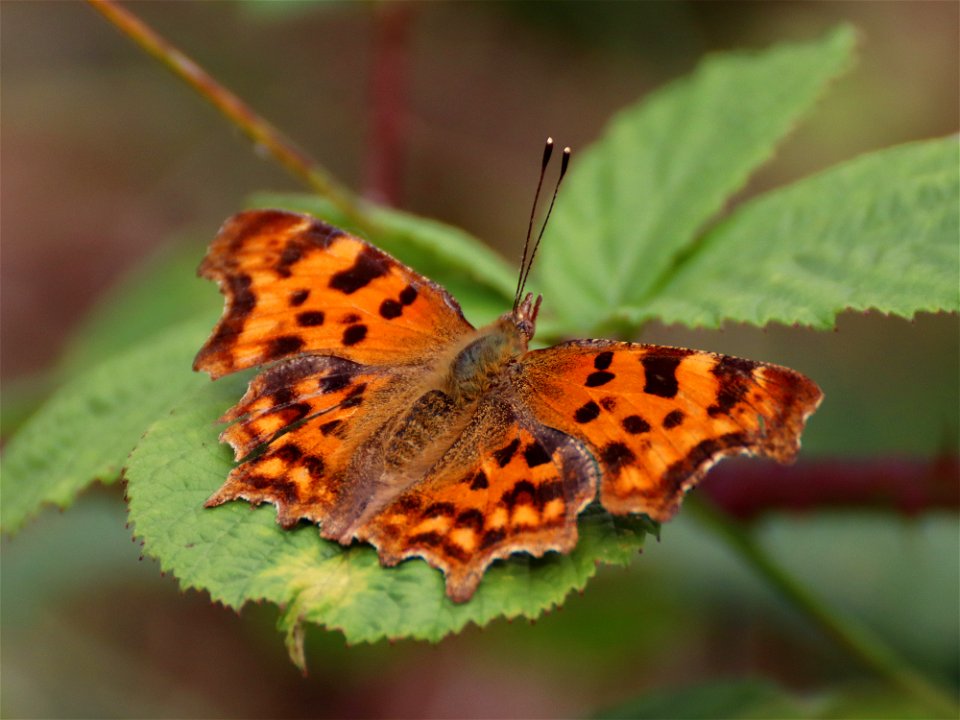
xmin=356 ymin=398 xmax=598 ymax=602
xmin=518 ymin=340 xmax=823 ymax=521
xmin=205 ymin=361 xmax=410 ymax=528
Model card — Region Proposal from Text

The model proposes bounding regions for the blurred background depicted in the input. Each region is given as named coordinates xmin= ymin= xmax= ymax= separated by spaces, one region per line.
xmin=2 ymin=2 xmax=957 ymax=717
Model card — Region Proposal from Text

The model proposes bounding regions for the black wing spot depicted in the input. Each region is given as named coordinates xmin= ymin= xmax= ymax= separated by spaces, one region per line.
xmin=622 ymin=414 xmax=651 ymax=434
xmin=574 ymin=400 xmax=600 ymax=423
xmin=342 ymin=324 xmax=368 ymax=346
xmin=662 ymin=409 xmax=685 ymax=429
xmin=303 ymin=455 xmax=325 ymax=479
xmin=282 ymin=402 xmax=312 ymax=423
xmin=442 ymin=541 xmax=470 ymax=562
xmin=288 ymin=289 xmax=310 ymax=306
xmin=272 ymin=387 xmax=294 ymax=406
xmin=523 ymin=441 xmax=551 ymax=468
xmin=469 ymin=470 xmax=489 ymax=490
xmin=456 ymin=509 xmax=485 ymax=531
xmin=493 ymin=438 xmax=521 ymax=467
xmin=228 ymin=274 xmax=256 ymax=317
xmin=329 ymin=247 xmax=389 ymax=294
xmin=422 ymin=502 xmax=456 ymax=518
xmin=379 ymin=298 xmax=403 ymax=319
xmin=399 ymin=285 xmax=418 ymax=305
xmin=641 ymin=356 xmax=682 ymax=398
xmin=296 ymin=310 xmax=325 ymax=327
xmin=272 ymin=444 xmax=303 ymax=462
xmin=707 ymin=356 xmax=756 ymax=416
xmin=502 ymin=480 xmax=536 ymax=509
xmin=594 ymin=351 xmax=614 ymax=370
xmin=320 ymin=373 xmax=351 ymax=393
xmin=319 ymin=419 xmax=342 ymax=436
xmin=411 ymin=531 xmax=443 ymax=547
xmin=661 ymin=432 xmax=747 ymax=494
xmin=397 ymin=495 xmax=421 ymax=513
xmin=300 ymin=222 xmax=340 ymax=248
xmin=600 ymin=442 xmax=636 ymax=477
xmin=267 ymin=335 xmax=305 ymax=359
xmin=586 ymin=370 xmax=615 ymax=387
xmin=340 ymin=383 xmax=366 ymax=409
xmin=481 ymin=528 xmax=506 ymax=549
xmin=276 ymin=243 xmax=303 ymax=277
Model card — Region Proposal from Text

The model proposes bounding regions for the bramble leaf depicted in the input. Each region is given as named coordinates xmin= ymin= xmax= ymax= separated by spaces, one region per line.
xmin=538 ymin=26 xmax=857 ymax=332
xmin=637 ymin=136 xmax=960 ymax=328
xmin=1 ymin=319 xmax=212 ymax=534
xmin=124 ymin=377 xmax=652 ymax=665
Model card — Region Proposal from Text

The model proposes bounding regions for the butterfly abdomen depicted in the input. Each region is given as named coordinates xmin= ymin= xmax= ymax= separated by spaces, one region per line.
xmin=383 ymin=389 xmax=459 ymax=469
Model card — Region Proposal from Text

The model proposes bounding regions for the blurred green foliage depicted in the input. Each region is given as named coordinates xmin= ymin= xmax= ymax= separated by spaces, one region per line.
xmin=2 ymin=2 xmax=957 ymax=718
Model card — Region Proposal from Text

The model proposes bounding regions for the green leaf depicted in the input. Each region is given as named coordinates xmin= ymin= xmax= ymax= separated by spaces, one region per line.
xmin=538 ymin=26 xmax=857 ymax=332
xmin=1 ymin=318 xmax=211 ymax=534
xmin=57 ymin=240 xmax=212 ymax=376
xmin=638 ymin=136 xmax=960 ymax=328
xmin=249 ymin=192 xmax=517 ymax=327
xmin=124 ymin=376 xmax=653 ymax=665
xmin=1 ymin=239 xmax=213 ymax=438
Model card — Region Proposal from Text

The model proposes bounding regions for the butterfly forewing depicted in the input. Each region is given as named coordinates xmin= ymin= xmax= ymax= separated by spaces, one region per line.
xmin=517 ymin=340 xmax=823 ymax=521
xmin=194 ymin=210 xmax=474 ymax=378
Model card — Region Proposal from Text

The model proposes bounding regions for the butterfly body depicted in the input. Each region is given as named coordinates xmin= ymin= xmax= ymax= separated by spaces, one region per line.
xmin=196 ymin=209 xmax=822 ymax=602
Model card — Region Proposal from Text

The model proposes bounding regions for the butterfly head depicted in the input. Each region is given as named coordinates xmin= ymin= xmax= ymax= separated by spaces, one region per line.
xmin=511 ymin=292 xmax=542 ymax=342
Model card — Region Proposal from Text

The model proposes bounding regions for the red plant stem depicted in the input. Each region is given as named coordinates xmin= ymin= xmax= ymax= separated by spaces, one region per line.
xmin=365 ymin=3 xmax=415 ymax=205
xmin=86 ymin=0 xmax=368 ymax=229
xmin=702 ymin=455 xmax=959 ymax=520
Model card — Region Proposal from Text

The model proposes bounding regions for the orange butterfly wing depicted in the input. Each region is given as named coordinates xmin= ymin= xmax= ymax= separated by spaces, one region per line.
xmin=355 ymin=397 xmax=597 ymax=602
xmin=204 ymin=355 xmax=414 ymax=529
xmin=194 ymin=210 xmax=474 ymax=378
xmin=197 ymin=209 xmax=477 ymax=543
xmin=196 ymin=210 xmax=823 ymax=604
xmin=518 ymin=340 xmax=823 ymax=522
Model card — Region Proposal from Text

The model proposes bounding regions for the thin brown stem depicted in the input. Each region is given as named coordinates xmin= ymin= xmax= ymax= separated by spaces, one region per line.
xmin=87 ymin=0 xmax=368 ymax=229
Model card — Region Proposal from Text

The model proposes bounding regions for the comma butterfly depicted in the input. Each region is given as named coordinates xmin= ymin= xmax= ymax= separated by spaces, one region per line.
xmin=195 ymin=144 xmax=822 ymax=602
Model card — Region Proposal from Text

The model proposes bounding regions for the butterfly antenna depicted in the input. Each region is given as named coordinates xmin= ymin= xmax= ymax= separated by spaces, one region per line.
xmin=518 ymin=144 xmax=570 ymax=301
xmin=514 ymin=137 xmax=554 ymax=312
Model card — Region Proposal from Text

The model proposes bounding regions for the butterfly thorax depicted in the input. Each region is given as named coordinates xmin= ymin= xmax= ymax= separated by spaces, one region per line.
xmin=446 ymin=314 xmax=529 ymax=403
xmin=447 ymin=293 xmax=539 ymax=401
xmin=377 ymin=304 xmax=535 ymax=476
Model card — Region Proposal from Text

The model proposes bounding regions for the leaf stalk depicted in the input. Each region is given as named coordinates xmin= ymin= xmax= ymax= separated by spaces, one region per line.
xmin=687 ymin=495 xmax=959 ymax=717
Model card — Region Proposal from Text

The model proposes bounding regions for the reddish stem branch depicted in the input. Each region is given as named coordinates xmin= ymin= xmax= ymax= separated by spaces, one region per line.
xmin=365 ymin=3 xmax=415 ymax=205
xmin=702 ymin=455 xmax=959 ymax=520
